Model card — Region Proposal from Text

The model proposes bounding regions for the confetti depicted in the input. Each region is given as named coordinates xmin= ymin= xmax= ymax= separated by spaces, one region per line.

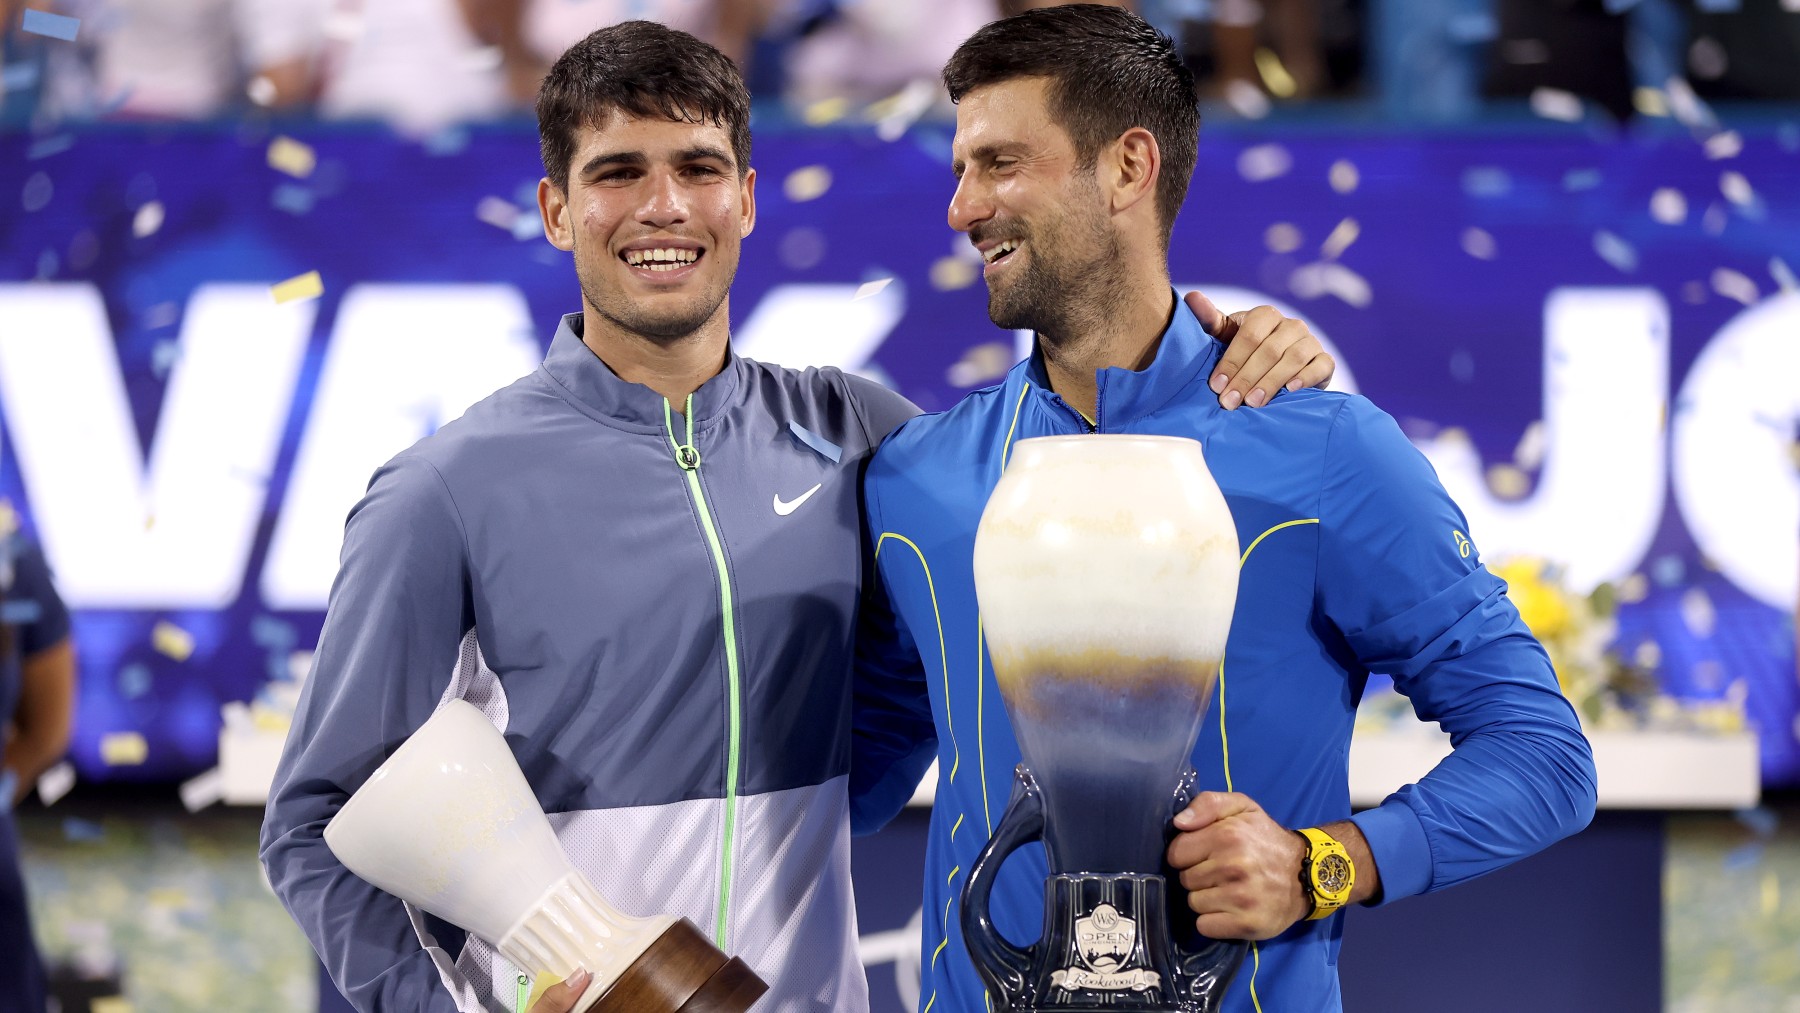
xmin=100 ymin=731 xmax=148 ymax=766
xmin=1688 ymin=37 xmax=1728 ymax=80
xmin=1617 ymin=573 xmax=1649 ymax=603
xmin=947 ymin=342 xmax=1014 ymax=388
xmin=21 ymin=171 xmax=52 ymax=212
xmin=145 ymin=301 xmax=180 ymax=329
xmin=1222 ymin=80 xmax=1271 ymax=120
xmin=28 ymin=134 xmax=72 ymax=159
xmin=1650 ymin=555 xmax=1686 ymax=587
xmin=1593 ymin=230 xmax=1638 ymax=272
xmin=179 ymin=768 xmax=225 ymax=813
xmin=271 ymin=184 xmax=314 ymax=215
xmin=1328 ymin=160 xmax=1358 ymax=194
xmin=802 ymin=97 xmax=850 ymax=127
xmin=783 ymin=165 xmax=832 ymax=202
xmin=36 ymin=761 xmax=75 ymax=806
xmin=1461 ymin=166 xmax=1511 ymax=198
xmin=778 ymin=227 xmax=825 ymax=270
xmin=1771 ymin=257 xmax=1798 ymax=293
xmin=1664 ymin=77 xmax=1716 ymax=130
xmin=1703 ymin=131 xmax=1743 ymax=159
xmin=870 ymin=80 xmax=935 ymax=142
xmin=1649 ymin=188 xmax=1686 ymax=225
xmin=1460 ymin=227 xmax=1496 ymax=260
xmin=1288 ymin=261 xmax=1371 ymax=308
xmin=1631 ymin=87 xmax=1668 ymax=118
xmin=21 ymin=9 xmax=81 ymax=41
xmin=1319 ymin=217 xmax=1360 ymax=260
xmin=854 ymin=277 xmax=894 ymax=301
xmin=271 ymin=271 xmax=324 ymax=305
xmin=1711 ymin=267 xmax=1758 ymax=306
xmin=267 ymin=136 xmax=317 ymax=178
xmin=1236 ymin=144 xmax=1291 ymax=182
xmin=132 ymin=201 xmax=165 ymax=238
xmin=1702 ymin=202 xmax=1728 ymax=235
xmin=1264 ymin=222 xmax=1302 ymax=254
xmin=1559 ymin=169 xmax=1601 ymax=192
xmin=153 ymin=621 xmax=196 ymax=660
xmin=1513 ymin=420 xmax=1547 ymax=471
xmin=1485 ymin=463 xmax=1530 ymax=499
xmin=1529 ymin=87 xmax=1583 ymax=122
xmin=930 ymin=256 xmax=977 ymax=291
xmin=1679 ymin=587 xmax=1716 ymax=638
xmin=1254 ymin=47 xmax=1297 ymax=98
xmin=476 ymin=196 xmax=520 ymax=231
xmin=150 ymin=339 xmax=181 ymax=378
xmin=247 ymin=75 xmax=278 ymax=107
xmin=1633 ymin=639 xmax=1662 ymax=671
xmin=1719 ymin=170 xmax=1755 ymax=207
xmin=117 ymin=663 xmax=152 ymax=699
xmin=424 ymin=126 xmax=471 ymax=156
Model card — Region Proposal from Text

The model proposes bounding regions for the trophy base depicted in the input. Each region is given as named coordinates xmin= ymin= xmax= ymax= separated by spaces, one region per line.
xmin=586 ymin=917 xmax=769 ymax=1013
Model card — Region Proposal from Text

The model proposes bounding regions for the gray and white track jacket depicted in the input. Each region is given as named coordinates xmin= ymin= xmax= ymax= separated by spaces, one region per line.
xmin=260 ymin=314 xmax=920 ymax=1012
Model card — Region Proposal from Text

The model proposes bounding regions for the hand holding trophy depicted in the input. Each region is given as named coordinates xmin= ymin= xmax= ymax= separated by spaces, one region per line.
xmin=964 ymin=435 xmax=1247 ymax=1012
xmin=324 ymin=699 xmax=767 ymax=1013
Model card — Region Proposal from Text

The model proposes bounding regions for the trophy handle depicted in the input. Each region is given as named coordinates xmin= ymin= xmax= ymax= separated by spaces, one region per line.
xmin=959 ymin=765 xmax=1041 ymax=1001
xmin=1166 ymin=766 xmax=1251 ymax=1011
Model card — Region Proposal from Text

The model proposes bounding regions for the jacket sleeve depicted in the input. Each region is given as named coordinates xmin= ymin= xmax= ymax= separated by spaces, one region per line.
xmin=259 ymin=453 xmax=479 ymax=1011
xmin=847 ymin=449 xmax=938 ymax=836
xmin=1316 ymin=399 xmax=1598 ymax=903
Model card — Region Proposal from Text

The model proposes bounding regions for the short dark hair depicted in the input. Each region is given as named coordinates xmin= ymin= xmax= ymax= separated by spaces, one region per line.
xmin=536 ymin=20 xmax=752 ymax=192
xmin=943 ymin=5 xmax=1199 ymax=245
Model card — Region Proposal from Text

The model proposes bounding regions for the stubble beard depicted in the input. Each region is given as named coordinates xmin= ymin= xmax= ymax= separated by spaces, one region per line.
xmin=575 ymin=237 xmax=735 ymax=345
xmin=985 ymin=201 xmax=1128 ymax=355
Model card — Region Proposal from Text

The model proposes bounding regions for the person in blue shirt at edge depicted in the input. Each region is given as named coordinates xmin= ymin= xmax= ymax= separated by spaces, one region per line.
xmin=259 ymin=19 xmax=1335 ymax=1013
xmin=847 ymin=6 xmax=1600 ymax=1013
xmin=1 ymin=521 xmax=77 ymax=1013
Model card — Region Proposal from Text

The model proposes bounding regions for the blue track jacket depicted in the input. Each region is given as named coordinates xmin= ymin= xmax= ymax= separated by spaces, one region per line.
xmin=852 ymin=295 xmax=1598 ymax=1013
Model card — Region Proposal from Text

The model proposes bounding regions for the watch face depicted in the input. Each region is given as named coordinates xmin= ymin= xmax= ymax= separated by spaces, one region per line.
xmin=1315 ymin=853 xmax=1352 ymax=896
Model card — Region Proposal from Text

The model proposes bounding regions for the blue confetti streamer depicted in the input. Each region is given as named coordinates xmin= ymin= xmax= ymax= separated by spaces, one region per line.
xmin=22 ymin=9 xmax=81 ymax=42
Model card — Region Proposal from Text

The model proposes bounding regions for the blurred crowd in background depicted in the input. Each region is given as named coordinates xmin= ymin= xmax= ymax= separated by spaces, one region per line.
xmin=0 ymin=0 xmax=1796 ymax=136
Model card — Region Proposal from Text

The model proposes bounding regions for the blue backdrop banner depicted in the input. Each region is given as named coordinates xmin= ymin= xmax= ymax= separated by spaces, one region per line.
xmin=1 ymin=121 xmax=1796 ymax=788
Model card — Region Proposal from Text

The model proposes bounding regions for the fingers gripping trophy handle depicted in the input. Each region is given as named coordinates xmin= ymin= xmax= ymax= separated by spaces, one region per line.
xmin=1167 ymin=768 xmax=1249 ymax=1012
xmin=959 ymin=765 xmax=1042 ymax=1004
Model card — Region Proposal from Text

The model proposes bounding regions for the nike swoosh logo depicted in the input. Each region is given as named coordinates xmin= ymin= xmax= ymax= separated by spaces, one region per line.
xmin=773 ymin=483 xmax=824 ymax=516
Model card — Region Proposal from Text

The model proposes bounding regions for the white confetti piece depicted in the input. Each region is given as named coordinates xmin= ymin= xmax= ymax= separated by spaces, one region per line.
xmin=36 ymin=761 xmax=75 ymax=806
xmin=1719 ymin=170 xmax=1755 ymax=207
xmin=1711 ymin=267 xmax=1759 ymax=306
xmin=475 ymin=196 xmax=520 ymax=231
xmin=1649 ymin=188 xmax=1686 ymax=225
xmin=1617 ymin=573 xmax=1649 ymax=603
xmin=271 ymin=271 xmax=325 ymax=307
xmin=1513 ymin=420 xmax=1547 ymax=471
xmin=1679 ymin=587 xmax=1717 ymax=638
xmin=267 ymin=136 xmax=316 ymax=178
xmin=1593 ymin=230 xmax=1638 ymax=272
xmin=247 ymin=75 xmax=277 ymax=107
xmin=1328 ymin=160 xmax=1359 ymax=194
xmin=1236 ymin=143 xmax=1291 ymax=182
xmin=947 ymin=341 xmax=1014 ymax=387
xmin=1223 ymin=79 xmax=1271 ymax=120
xmin=179 ymin=768 xmax=225 ymax=813
xmin=871 ymin=80 xmax=935 ymax=142
xmin=1319 ymin=217 xmax=1360 ymax=260
xmin=1460 ymin=227 xmax=1496 ymax=260
xmin=1771 ymin=257 xmax=1798 ymax=293
xmin=1664 ymin=77 xmax=1716 ymax=130
xmin=1264 ymin=222 xmax=1302 ymax=254
xmin=1289 ymin=261 xmax=1371 ymax=308
xmin=854 ymin=277 xmax=893 ymax=301
xmin=784 ymin=165 xmax=832 ymax=202
xmin=1529 ymin=87 xmax=1583 ymax=122
xmin=1703 ymin=131 xmax=1743 ymax=159
xmin=132 ymin=200 xmax=164 ymax=238
xmin=153 ymin=620 xmax=196 ymax=660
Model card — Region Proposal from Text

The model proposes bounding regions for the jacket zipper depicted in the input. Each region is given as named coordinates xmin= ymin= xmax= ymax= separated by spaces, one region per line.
xmin=663 ymin=394 xmax=743 ymax=950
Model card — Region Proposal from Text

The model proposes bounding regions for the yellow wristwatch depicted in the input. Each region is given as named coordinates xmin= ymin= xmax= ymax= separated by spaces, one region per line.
xmin=1297 ymin=827 xmax=1354 ymax=920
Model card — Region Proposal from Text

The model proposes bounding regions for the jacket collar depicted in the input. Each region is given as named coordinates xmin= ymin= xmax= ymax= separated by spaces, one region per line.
xmin=1018 ymin=291 xmax=1223 ymax=430
xmin=540 ymin=313 xmax=743 ymax=432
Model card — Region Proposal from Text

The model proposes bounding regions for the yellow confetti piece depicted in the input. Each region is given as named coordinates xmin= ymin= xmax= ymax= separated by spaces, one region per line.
xmin=0 ymin=498 xmax=17 ymax=538
xmin=783 ymin=166 xmax=832 ymax=203
xmin=100 ymin=732 xmax=148 ymax=767
xmin=1253 ymin=47 xmax=1297 ymax=99
xmin=930 ymin=256 xmax=977 ymax=291
xmin=271 ymin=271 xmax=324 ymax=305
xmin=1320 ymin=217 xmax=1360 ymax=260
xmin=267 ymin=136 xmax=317 ymax=178
xmin=802 ymin=96 xmax=850 ymax=127
xmin=152 ymin=620 xmax=196 ymax=661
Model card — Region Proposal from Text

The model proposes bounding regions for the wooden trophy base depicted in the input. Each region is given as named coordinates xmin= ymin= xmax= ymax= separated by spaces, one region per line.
xmin=589 ymin=917 xmax=769 ymax=1013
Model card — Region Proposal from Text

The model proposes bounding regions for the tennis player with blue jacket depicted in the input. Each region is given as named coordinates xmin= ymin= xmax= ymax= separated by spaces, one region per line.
xmin=851 ymin=8 xmax=1598 ymax=1013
